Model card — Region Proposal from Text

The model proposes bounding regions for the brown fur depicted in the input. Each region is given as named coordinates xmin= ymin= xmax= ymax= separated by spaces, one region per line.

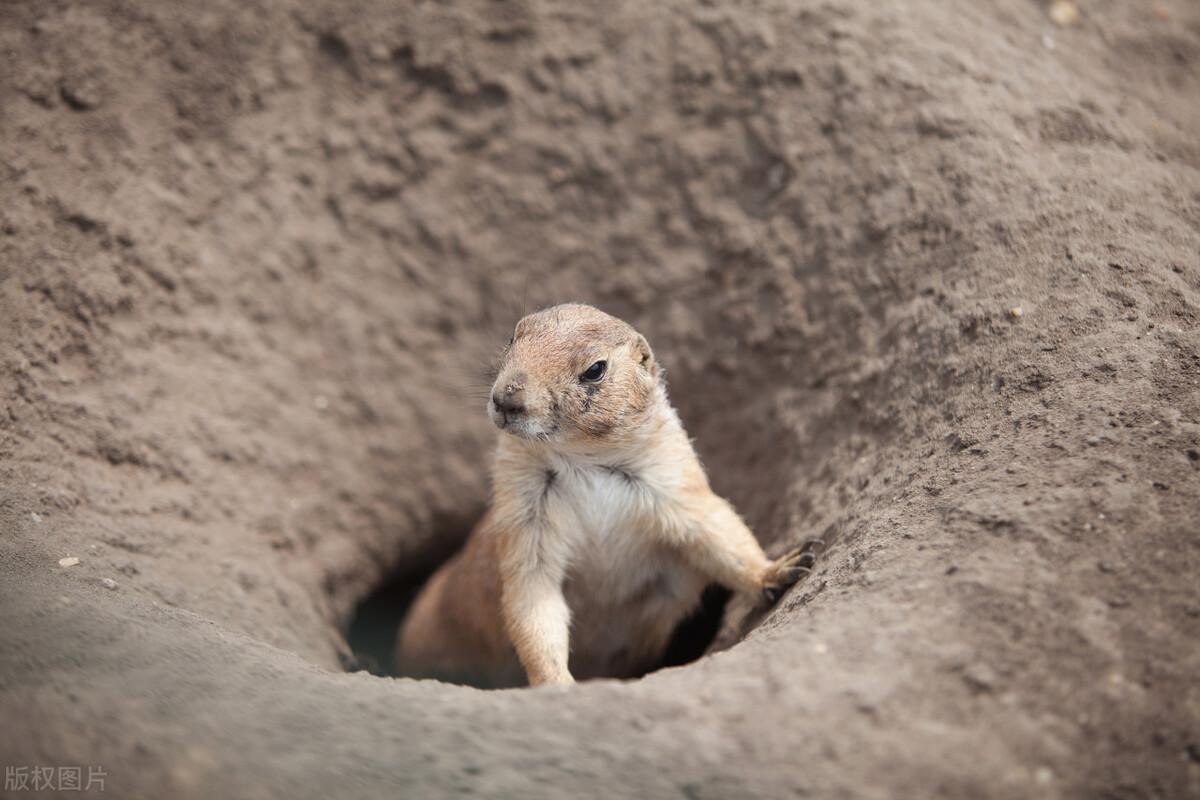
xmin=396 ymin=304 xmax=812 ymax=687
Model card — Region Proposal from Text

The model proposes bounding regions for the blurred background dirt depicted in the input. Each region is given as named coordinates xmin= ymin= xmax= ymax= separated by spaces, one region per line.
xmin=1 ymin=0 xmax=1197 ymax=797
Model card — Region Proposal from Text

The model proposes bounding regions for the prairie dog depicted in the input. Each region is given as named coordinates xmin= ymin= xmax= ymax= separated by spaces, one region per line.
xmin=396 ymin=304 xmax=814 ymax=687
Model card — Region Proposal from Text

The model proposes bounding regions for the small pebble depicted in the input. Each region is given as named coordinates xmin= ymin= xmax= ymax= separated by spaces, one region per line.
xmin=1049 ymin=1 xmax=1079 ymax=26
xmin=963 ymin=662 xmax=998 ymax=692
xmin=1085 ymin=435 xmax=1101 ymax=446
xmin=58 ymin=556 xmax=80 ymax=567
xmin=59 ymin=75 xmax=103 ymax=111
xmin=102 ymin=578 xmax=118 ymax=590
xmin=1008 ymin=306 xmax=1024 ymax=318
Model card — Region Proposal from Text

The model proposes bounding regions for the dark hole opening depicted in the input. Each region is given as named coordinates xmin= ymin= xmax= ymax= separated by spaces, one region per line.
xmin=344 ymin=569 xmax=428 ymax=676
xmin=343 ymin=509 xmax=479 ymax=677
xmin=345 ymin=561 xmax=734 ymax=683
xmin=656 ymin=584 xmax=732 ymax=672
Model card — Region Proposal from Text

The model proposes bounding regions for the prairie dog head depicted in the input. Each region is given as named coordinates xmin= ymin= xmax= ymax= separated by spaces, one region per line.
xmin=488 ymin=304 xmax=660 ymax=444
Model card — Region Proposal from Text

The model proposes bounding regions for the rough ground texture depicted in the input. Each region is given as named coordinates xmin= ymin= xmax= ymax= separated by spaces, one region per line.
xmin=1 ymin=0 xmax=1198 ymax=797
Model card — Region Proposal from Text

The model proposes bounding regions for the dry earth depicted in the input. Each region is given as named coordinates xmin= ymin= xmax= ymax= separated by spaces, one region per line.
xmin=1 ymin=0 xmax=1198 ymax=797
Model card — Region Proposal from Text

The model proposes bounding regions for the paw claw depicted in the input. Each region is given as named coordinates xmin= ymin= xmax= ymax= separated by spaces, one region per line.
xmin=785 ymin=565 xmax=812 ymax=581
xmin=762 ymin=540 xmax=823 ymax=604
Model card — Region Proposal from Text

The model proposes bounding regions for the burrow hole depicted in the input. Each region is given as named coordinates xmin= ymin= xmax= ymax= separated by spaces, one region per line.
xmin=345 ymin=525 xmax=733 ymax=684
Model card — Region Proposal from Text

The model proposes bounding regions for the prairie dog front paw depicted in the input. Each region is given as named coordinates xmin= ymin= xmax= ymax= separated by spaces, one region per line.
xmin=761 ymin=539 xmax=822 ymax=604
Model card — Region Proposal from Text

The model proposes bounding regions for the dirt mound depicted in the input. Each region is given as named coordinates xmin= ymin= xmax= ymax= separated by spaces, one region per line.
xmin=1 ymin=0 xmax=1198 ymax=797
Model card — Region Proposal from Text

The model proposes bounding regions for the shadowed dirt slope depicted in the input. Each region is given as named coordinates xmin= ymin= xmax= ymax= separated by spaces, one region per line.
xmin=1 ymin=0 xmax=1198 ymax=797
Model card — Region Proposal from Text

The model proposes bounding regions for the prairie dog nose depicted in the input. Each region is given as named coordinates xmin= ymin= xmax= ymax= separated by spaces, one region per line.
xmin=492 ymin=385 xmax=526 ymax=416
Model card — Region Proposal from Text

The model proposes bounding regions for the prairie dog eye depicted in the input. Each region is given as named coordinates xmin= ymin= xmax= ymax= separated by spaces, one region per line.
xmin=580 ymin=360 xmax=607 ymax=382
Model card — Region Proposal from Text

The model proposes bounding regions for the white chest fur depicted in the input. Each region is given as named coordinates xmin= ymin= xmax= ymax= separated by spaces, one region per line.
xmin=552 ymin=460 xmax=647 ymax=537
xmin=544 ymin=456 xmax=691 ymax=609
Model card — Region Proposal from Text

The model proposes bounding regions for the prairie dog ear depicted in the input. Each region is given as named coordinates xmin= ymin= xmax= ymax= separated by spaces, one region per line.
xmin=633 ymin=333 xmax=659 ymax=379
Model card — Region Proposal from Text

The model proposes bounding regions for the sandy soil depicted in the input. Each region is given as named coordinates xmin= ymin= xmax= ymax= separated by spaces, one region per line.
xmin=1 ymin=0 xmax=1198 ymax=797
